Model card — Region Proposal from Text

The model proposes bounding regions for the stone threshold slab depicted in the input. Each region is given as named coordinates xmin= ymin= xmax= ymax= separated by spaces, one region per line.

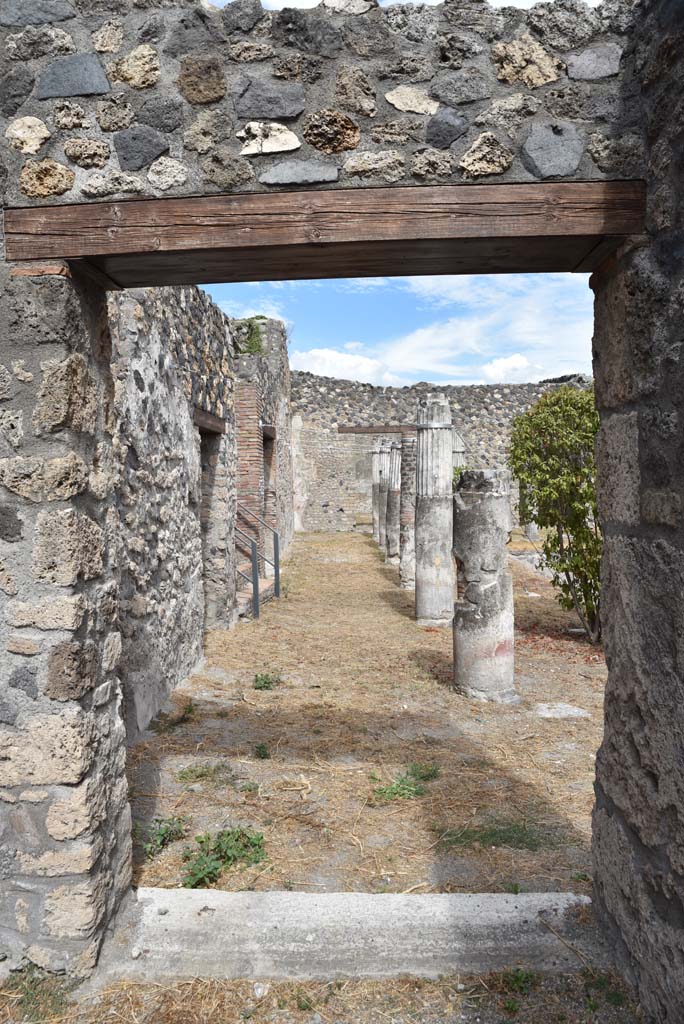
xmin=93 ymin=889 xmax=612 ymax=983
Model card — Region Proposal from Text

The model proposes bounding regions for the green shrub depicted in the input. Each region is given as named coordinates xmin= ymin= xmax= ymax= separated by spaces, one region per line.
xmin=509 ymin=386 xmax=601 ymax=642
xmin=143 ymin=816 xmax=188 ymax=859
xmin=182 ymin=828 xmax=266 ymax=888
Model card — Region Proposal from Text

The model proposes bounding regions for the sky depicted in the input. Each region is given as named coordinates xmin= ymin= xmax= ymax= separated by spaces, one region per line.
xmin=205 ymin=274 xmax=594 ymax=387
xmin=205 ymin=0 xmax=599 ymax=387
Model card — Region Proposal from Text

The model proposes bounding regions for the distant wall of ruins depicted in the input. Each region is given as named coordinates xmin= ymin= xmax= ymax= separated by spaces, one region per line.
xmin=290 ymin=372 xmax=588 ymax=531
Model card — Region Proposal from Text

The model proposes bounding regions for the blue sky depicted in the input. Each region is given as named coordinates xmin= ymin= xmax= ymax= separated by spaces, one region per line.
xmin=204 ymin=273 xmax=594 ymax=386
xmin=206 ymin=0 xmax=600 ymax=386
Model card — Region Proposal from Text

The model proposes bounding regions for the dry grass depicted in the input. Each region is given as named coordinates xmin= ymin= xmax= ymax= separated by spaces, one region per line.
xmin=1 ymin=969 xmax=641 ymax=1023
xmin=128 ymin=532 xmax=606 ymax=897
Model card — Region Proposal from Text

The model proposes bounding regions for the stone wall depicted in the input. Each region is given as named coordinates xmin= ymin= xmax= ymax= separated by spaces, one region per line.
xmin=0 ymin=267 xmax=295 ymax=971
xmin=107 ymin=286 xmax=236 ymax=738
xmin=0 ymin=0 xmax=641 ymax=209
xmin=591 ymin=1 xmax=684 ymax=1019
xmin=234 ymin=318 xmax=294 ymax=553
xmin=290 ymin=372 xmax=589 ymax=531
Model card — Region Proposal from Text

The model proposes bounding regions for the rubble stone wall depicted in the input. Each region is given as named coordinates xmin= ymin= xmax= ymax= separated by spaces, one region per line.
xmin=290 ymin=372 xmax=587 ymax=531
xmin=0 ymin=267 xmax=295 ymax=972
xmin=107 ymin=286 xmax=236 ymax=739
xmin=591 ymin=1 xmax=684 ymax=1019
xmin=0 ymin=0 xmax=641 ymax=208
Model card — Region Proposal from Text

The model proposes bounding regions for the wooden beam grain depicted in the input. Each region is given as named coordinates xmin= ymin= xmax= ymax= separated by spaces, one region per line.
xmin=5 ymin=181 xmax=645 ymax=257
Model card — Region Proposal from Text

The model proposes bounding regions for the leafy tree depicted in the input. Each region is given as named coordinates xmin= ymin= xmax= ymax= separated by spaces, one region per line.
xmin=509 ymin=387 xmax=601 ymax=643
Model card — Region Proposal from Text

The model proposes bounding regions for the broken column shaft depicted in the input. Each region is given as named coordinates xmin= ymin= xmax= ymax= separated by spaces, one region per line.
xmin=371 ymin=444 xmax=381 ymax=544
xmin=377 ymin=441 xmax=390 ymax=551
xmin=452 ymin=469 xmax=516 ymax=702
xmin=385 ymin=442 xmax=401 ymax=564
xmin=399 ymin=435 xmax=417 ymax=590
xmin=414 ymin=394 xmax=455 ymax=627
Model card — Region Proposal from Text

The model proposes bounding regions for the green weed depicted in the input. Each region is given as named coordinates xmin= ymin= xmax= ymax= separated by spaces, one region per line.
xmin=143 ymin=816 xmax=188 ymax=859
xmin=150 ymin=700 xmax=197 ymax=734
xmin=438 ymin=820 xmax=550 ymax=852
xmin=241 ymin=781 xmax=259 ymax=793
xmin=502 ymin=969 xmax=539 ymax=995
xmin=503 ymin=997 xmax=520 ymax=1015
xmin=374 ymin=762 xmax=440 ymax=802
xmin=2 ymin=966 xmax=73 ymax=1023
xmin=254 ymin=743 xmax=271 ymax=760
xmin=296 ymin=993 xmax=313 ymax=1011
xmin=182 ymin=828 xmax=265 ymax=888
xmin=253 ymin=671 xmax=282 ymax=691
xmin=177 ymin=762 xmax=235 ymax=786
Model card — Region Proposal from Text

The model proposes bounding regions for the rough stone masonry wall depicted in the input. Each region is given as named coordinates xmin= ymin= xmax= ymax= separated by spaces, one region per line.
xmin=107 ymin=286 xmax=236 ymax=738
xmin=591 ymin=1 xmax=684 ymax=1019
xmin=234 ymin=318 xmax=294 ymax=553
xmin=0 ymin=0 xmax=642 ymax=207
xmin=0 ymin=267 xmax=241 ymax=972
xmin=290 ymin=372 xmax=587 ymax=531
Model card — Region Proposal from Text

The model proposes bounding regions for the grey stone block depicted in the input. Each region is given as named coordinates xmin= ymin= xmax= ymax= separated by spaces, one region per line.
xmin=426 ymin=107 xmax=468 ymax=149
xmin=273 ymin=9 xmax=342 ymax=58
xmin=9 ymin=666 xmax=38 ymax=700
xmin=259 ymin=160 xmax=339 ymax=185
xmin=522 ymin=120 xmax=585 ymax=179
xmin=429 ymin=69 xmax=493 ymax=107
xmin=36 ymin=54 xmax=110 ymax=99
xmin=136 ymin=96 xmax=184 ymax=134
xmin=114 ymin=125 xmax=169 ymax=171
xmin=0 ymin=0 xmax=75 ymax=26
xmin=234 ymin=76 xmax=306 ymax=120
xmin=221 ymin=0 xmax=263 ymax=35
xmin=567 ymin=44 xmax=623 ymax=81
xmin=0 ymin=66 xmax=35 ymax=119
xmin=0 ymin=506 xmax=22 ymax=543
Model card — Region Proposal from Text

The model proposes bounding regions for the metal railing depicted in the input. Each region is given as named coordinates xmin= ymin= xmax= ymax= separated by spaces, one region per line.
xmin=235 ymin=502 xmax=280 ymax=618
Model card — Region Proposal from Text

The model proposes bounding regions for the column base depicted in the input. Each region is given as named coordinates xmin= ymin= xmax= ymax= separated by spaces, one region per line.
xmin=417 ymin=616 xmax=453 ymax=628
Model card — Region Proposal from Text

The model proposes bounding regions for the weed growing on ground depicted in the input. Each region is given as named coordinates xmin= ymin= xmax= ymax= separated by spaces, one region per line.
xmin=254 ymin=743 xmax=271 ymax=759
xmin=2 ymin=965 xmax=73 ymax=1023
xmin=177 ymin=762 xmax=235 ymax=786
xmin=182 ymin=828 xmax=265 ymax=888
xmin=408 ymin=761 xmax=441 ymax=782
xmin=143 ymin=816 xmax=188 ymax=859
xmin=241 ymin=781 xmax=259 ymax=793
xmin=373 ymin=763 xmax=440 ymax=802
xmin=583 ymin=970 xmax=627 ymax=1009
xmin=150 ymin=699 xmax=197 ymax=734
xmin=438 ymin=820 xmax=550 ymax=852
xmin=503 ymin=997 xmax=520 ymax=1015
xmin=253 ymin=671 xmax=282 ymax=691
xmin=502 ymin=969 xmax=539 ymax=995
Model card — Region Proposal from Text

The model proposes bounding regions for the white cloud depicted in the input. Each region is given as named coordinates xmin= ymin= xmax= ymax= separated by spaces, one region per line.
xmin=344 ymin=341 xmax=364 ymax=352
xmin=481 ymin=353 xmax=535 ymax=382
xmin=290 ymin=347 xmax=402 ymax=385
xmin=218 ymin=298 xmax=288 ymax=324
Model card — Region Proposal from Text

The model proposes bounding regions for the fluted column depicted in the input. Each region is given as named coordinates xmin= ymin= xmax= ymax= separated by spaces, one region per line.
xmin=385 ymin=441 xmax=401 ymax=564
xmin=377 ymin=440 xmax=390 ymax=551
xmin=399 ymin=435 xmax=417 ymax=590
xmin=452 ymin=470 xmax=516 ymax=702
xmin=371 ymin=444 xmax=381 ymax=543
xmin=414 ymin=394 xmax=455 ymax=626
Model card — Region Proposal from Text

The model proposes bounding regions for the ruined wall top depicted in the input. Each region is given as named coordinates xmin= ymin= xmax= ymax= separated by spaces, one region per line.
xmin=0 ymin=0 xmax=642 ymax=208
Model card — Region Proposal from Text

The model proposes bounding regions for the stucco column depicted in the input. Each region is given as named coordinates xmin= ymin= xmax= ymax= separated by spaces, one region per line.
xmin=371 ymin=444 xmax=381 ymax=544
xmin=399 ymin=435 xmax=417 ymax=590
xmin=385 ymin=442 xmax=401 ymax=565
xmin=414 ymin=394 xmax=454 ymax=627
xmin=452 ymin=470 xmax=516 ymax=702
xmin=377 ymin=440 xmax=390 ymax=552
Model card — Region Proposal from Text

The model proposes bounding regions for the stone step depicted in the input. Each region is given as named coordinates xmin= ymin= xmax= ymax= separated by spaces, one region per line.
xmin=94 ymin=889 xmax=612 ymax=984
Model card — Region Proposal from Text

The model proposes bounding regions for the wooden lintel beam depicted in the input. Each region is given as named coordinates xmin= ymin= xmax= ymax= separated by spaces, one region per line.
xmin=4 ymin=181 xmax=646 ymax=268
xmin=193 ymin=407 xmax=227 ymax=434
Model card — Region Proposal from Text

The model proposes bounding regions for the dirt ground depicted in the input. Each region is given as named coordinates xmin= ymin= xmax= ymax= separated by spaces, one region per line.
xmin=1 ymin=532 xmax=643 ymax=1024
xmin=128 ymin=531 xmax=607 ymax=898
